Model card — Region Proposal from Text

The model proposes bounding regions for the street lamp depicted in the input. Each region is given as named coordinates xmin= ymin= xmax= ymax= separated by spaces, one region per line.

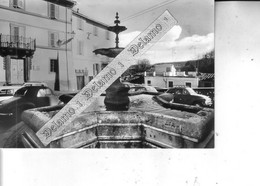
xmin=54 ymin=31 xmax=75 ymax=91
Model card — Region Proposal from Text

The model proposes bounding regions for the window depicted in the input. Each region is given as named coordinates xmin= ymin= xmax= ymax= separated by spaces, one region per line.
xmin=106 ymin=30 xmax=110 ymax=40
xmin=13 ymin=26 xmax=19 ymax=43
xmin=45 ymin=88 xmax=52 ymax=95
xmin=14 ymin=88 xmax=27 ymax=97
xmin=10 ymin=0 xmax=25 ymax=9
xmin=183 ymin=89 xmax=189 ymax=95
xmin=77 ymin=41 xmax=84 ymax=55
xmin=77 ymin=76 xmax=85 ymax=90
xmin=48 ymin=3 xmax=59 ymax=19
xmin=77 ymin=18 xmax=83 ymax=30
xmin=50 ymin=59 xmax=57 ymax=72
xmin=168 ymin=81 xmax=173 ymax=88
xmin=37 ymin=88 xmax=52 ymax=97
xmin=167 ymin=89 xmax=175 ymax=94
xmin=10 ymin=24 xmax=25 ymax=47
xmin=147 ymin=80 xmax=151 ymax=85
xmin=37 ymin=89 xmax=47 ymax=97
xmin=175 ymin=89 xmax=182 ymax=95
xmin=49 ymin=32 xmax=58 ymax=47
xmin=93 ymin=63 xmax=99 ymax=76
xmin=93 ymin=26 xmax=98 ymax=36
xmin=185 ymin=82 xmax=191 ymax=87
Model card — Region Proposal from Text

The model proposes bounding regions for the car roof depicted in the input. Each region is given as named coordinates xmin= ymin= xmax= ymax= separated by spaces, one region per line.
xmin=20 ymin=85 xmax=49 ymax=89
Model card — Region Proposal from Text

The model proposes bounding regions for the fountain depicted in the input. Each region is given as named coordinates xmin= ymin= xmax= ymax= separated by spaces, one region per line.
xmin=3 ymin=13 xmax=214 ymax=148
xmin=93 ymin=13 xmax=130 ymax=111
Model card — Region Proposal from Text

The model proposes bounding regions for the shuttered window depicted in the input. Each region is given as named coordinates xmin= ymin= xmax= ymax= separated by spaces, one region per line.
xmin=49 ymin=32 xmax=58 ymax=47
xmin=93 ymin=26 xmax=98 ymax=36
xmin=50 ymin=59 xmax=56 ymax=72
xmin=48 ymin=3 xmax=59 ymax=19
xmin=11 ymin=0 xmax=25 ymax=9
xmin=93 ymin=63 xmax=99 ymax=76
xmin=77 ymin=18 xmax=83 ymax=30
xmin=10 ymin=24 xmax=25 ymax=46
xmin=77 ymin=41 xmax=83 ymax=55
xmin=13 ymin=27 xmax=19 ymax=43
xmin=50 ymin=4 xmax=55 ymax=18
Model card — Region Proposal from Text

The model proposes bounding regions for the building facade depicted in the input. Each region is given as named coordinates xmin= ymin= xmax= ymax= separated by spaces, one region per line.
xmin=144 ymin=63 xmax=199 ymax=88
xmin=72 ymin=10 xmax=114 ymax=90
xmin=0 ymin=0 xmax=114 ymax=91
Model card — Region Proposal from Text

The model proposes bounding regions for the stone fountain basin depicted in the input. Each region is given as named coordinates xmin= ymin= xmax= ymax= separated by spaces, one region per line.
xmin=20 ymin=94 xmax=214 ymax=148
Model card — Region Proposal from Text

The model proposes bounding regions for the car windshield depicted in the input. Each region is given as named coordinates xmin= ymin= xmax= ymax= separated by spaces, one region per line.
xmin=186 ymin=88 xmax=198 ymax=95
xmin=14 ymin=88 xmax=28 ymax=97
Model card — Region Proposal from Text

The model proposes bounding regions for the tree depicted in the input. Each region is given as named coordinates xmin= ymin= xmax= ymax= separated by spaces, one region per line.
xmin=122 ymin=59 xmax=152 ymax=76
xmin=181 ymin=50 xmax=214 ymax=73
xmin=135 ymin=59 xmax=152 ymax=73
xmin=181 ymin=61 xmax=196 ymax=72
xmin=197 ymin=50 xmax=214 ymax=73
xmin=121 ymin=59 xmax=151 ymax=84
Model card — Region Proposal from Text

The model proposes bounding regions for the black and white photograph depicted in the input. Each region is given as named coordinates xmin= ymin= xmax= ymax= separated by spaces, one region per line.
xmin=2 ymin=0 xmax=260 ymax=186
xmin=0 ymin=0 xmax=214 ymax=148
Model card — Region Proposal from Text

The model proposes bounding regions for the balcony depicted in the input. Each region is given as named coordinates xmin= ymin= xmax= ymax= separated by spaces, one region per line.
xmin=0 ymin=34 xmax=36 ymax=58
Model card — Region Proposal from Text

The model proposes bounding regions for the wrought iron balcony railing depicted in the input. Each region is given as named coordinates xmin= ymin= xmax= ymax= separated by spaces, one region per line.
xmin=0 ymin=34 xmax=36 ymax=57
xmin=0 ymin=34 xmax=35 ymax=50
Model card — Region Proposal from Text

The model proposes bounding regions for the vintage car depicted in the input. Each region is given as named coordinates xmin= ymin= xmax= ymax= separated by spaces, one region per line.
xmin=22 ymin=81 xmax=48 ymax=87
xmin=0 ymin=86 xmax=60 ymax=121
xmin=0 ymin=86 xmax=22 ymax=102
xmin=158 ymin=86 xmax=212 ymax=107
xmin=59 ymin=83 xmax=159 ymax=104
xmin=2 ymin=83 xmax=214 ymax=148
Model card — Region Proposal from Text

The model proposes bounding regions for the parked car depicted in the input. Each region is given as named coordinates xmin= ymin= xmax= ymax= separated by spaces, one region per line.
xmin=0 ymin=86 xmax=22 ymax=102
xmin=0 ymin=86 xmax=60 ymax=121
xmin=22 ymin=81 xmax=48 ymax=87
xmin=59 ymin=84 xmax=159 ymax=104
xmin=153 ymin=86 xmax=168 ymax=93
xmin=158 ymin=86 xmax=212 ymax=107
xmin=127 ymin=84 xmax=159 ymax=95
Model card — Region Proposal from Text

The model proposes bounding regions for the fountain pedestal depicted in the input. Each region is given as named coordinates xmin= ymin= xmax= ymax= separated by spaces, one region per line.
xmin=104 ymin=78 xmax=130 ymax=111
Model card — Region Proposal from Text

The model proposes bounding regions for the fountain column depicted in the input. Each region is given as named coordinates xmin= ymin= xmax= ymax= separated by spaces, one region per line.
xmin=93 ymin=13 xmax=130 ymax=111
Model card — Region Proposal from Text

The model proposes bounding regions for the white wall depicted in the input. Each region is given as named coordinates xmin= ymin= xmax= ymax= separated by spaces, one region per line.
xmin=144 ymin=76 xmax=199 ymax=88
xmin=0 ymin=0 xmax=70 ymax=22
xmin=0 ymin=0 xmax=76 ymax=90
xmin=72 ymin=14 xmax=114 ymax=86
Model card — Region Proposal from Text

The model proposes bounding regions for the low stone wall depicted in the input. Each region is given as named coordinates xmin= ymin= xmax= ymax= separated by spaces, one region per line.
xmin=20 ymin=103 xmax=214 ymax=148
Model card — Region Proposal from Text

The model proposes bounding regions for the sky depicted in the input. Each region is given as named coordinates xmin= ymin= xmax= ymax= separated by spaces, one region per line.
xmin=74 ymin=0 xmax=214 ymax=64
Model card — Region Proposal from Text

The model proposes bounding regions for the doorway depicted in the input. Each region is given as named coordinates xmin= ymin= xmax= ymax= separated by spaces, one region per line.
xmin=77 ymin=76 xmax=85 ymax=90
xmin=10 ymin=58 xmax=24 ymax=84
